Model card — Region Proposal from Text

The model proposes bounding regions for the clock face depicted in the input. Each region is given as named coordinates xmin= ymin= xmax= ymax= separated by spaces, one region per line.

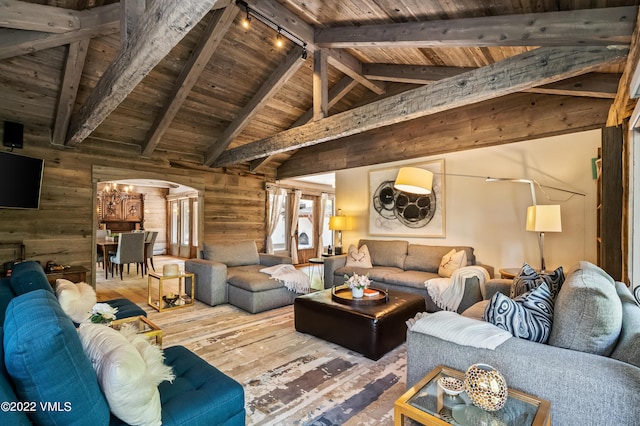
xmin=372 ymin=180 xmax=436 ymax=228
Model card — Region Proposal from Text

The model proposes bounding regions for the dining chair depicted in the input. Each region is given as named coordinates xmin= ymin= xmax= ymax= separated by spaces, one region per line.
xmin=96 ymin=229 xmax=109 ymax=268
xmin=110 ymin=232 xmax=145 ymax=280
xmin=144 ymin=231 xmax=159 ymax=273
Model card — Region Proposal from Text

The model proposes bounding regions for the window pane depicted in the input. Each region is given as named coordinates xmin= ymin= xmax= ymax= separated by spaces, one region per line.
xmin=170 ymin=202 xmax=178 ymax=244
xmin=271 ymin=193 xmax=287 ymax=251
xmin=181 ymin=199 xmax=189 ymax=246
xmin=323 ymin=198 xmax=334 ymax=248
xmin=192 ymin=200 xmax=198 ymax=246
xmin=298 ymin=198 xmax=314 ymax=249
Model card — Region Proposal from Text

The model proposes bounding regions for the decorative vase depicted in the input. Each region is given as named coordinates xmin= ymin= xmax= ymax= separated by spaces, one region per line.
xmin=351 ymin=287 xmax=364 ymax=298
xmin=464 ymin=363 xmax=508 ymax=411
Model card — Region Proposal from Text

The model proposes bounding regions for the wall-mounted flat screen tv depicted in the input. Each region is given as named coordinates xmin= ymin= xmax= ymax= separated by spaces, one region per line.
xmin=0 ymin=151 xmax=44 ymax=209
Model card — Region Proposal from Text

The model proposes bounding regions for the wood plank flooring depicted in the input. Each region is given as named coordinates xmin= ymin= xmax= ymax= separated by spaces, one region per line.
xmin=95 ymin=256 xmax=407 ymax=425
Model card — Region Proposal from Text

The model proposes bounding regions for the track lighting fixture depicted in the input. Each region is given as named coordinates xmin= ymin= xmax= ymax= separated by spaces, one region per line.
xmin=235 ymin=0 xmax=308 ymax=59
xmin=241 ymin=5 xmax=251 ymax=29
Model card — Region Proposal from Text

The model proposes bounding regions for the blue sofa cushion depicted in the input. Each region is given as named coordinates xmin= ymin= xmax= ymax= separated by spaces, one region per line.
xmin=105 ymin=297 xmax=147 ymax=319
xmin=0 ymin=327 xmax=31 ymax=426
xmin=4 ymin=289 xmax=110 ymax=425
xmin=0 ymin=277 xmax=15 ymax=325
xmin=9 ymin=260 xmax=54 ymax=296
xmin=158 ymin=345 xmax=245 ymax=426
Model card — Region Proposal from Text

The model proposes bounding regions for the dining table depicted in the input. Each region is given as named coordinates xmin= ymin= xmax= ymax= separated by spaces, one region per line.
xmin=97 ymin=237 xmax=150 ymax=280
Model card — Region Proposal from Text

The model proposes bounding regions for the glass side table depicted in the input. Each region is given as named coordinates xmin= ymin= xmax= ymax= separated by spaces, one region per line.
xmin=148 ymin=270 xmax=195 ymax=312
xmin=394 ymin=365 xmax=551 ymax=426
xmin=110 ymin=315 xmax=162 ymax=346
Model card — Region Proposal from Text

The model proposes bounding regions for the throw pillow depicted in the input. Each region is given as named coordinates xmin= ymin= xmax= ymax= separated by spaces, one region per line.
xmin=484 ymin=283 xmax=554 ymax=344
xmin=438 ymin=249 xmax=467 ymax=278
xmin=511 ymin=263 xmax=565 ymax=299
xmin=55 ymin=279 xmax=97 ymax=323
xmin=548 ymin=261 xmax=622 ymax=356
xmin=345 ymin=244 xmax=373 ymax=269
xmin=78 ymin=323 xmax=175 ymax=426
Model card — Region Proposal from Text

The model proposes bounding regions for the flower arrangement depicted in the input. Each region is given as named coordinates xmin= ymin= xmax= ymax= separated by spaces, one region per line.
xmin=344 ymin=273 xmax=371 ymax=290
xmin=89 ymin=303 xmax=118 ymax=324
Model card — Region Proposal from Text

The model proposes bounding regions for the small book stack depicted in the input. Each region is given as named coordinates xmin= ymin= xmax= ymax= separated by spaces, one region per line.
xmin=363 ymin=288 xmax=379 ymax=297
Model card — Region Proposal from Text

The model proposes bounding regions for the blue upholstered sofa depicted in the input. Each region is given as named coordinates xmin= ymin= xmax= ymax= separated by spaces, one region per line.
xmin=0 ymin=261 xmax=245 ymax=425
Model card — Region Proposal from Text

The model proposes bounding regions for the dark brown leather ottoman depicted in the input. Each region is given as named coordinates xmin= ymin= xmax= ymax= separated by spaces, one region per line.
xmin=294 ymin=289 xmax=425 ymax=360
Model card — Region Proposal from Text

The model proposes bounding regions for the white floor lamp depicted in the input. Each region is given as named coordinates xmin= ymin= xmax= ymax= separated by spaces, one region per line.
xmin=526 ymin=204 xmax=562 ymax=273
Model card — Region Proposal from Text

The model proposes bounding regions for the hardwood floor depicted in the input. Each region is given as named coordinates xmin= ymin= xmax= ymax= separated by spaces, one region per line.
xmin=95 ymin=256 xmax=405 ymax=425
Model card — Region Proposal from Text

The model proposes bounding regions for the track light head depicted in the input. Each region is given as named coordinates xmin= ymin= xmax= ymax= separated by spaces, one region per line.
xmin=276 ymin=27 xmax=283 ymax=47
xmin=241 ymin=8 xmax=251 ymax=29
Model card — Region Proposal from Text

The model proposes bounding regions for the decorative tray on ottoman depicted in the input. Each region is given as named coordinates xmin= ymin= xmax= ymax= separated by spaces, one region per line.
xmin=331 ymin=285 xmax=389 ymax=306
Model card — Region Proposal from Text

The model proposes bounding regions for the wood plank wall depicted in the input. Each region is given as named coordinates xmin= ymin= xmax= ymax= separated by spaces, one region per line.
xmin=141 ymin=186 xmax=168 ymax=255
xmin=0 ymin=126 xmax=271 ymax=285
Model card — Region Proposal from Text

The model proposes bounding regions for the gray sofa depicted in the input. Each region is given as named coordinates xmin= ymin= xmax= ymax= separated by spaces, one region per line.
xmin=406 ymin=262 xmax=640 ymax=425
xmin=185 ymin=240 xmax=298 ymax=313
xmin=323 ymin=239 xmax=494 ymax=313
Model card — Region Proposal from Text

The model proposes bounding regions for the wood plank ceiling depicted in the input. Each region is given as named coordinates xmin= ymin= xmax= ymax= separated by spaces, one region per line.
xmin=1 ymin=0 xmax=638 ymax=179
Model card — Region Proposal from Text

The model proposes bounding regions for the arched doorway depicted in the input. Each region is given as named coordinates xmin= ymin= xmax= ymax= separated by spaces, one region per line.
xmin=91 ymin=165 xmax=205 ymax=286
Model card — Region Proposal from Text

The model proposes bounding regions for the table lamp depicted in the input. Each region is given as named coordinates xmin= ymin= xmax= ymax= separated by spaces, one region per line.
xmin=329 ymin=214 xmax=352 ymax=255
xmin=526 ymin=204 xmax=562 ymax=273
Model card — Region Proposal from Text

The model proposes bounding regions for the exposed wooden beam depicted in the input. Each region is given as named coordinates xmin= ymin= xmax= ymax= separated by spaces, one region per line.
xmin=363 ymin=63 xmax=474 ymax=83
xmin=251 ymin=76 xmax=359 ymax=174
xmin=0 ymin=0 xmax=80 ymax=33
xmin=211 ymin=46 xmax=628 ymax=167
xmin=313 ymin=49 xmax=329 ymax=120
xmin=52 ymin=39 xmax=90 ymax=146
xmin=204 ymin=45 xmax=306 ymax=166
xmin=141 ymin=6 xmax=237 ymax=157
xmin=326 ymin=48 xmax=385 ymax=95
xmin=66 ymin=0 xmax=222 ymax=147
xmin=121 ymin=0 xmax=146 ymax=46
xmin=0 ymin=3 xmax=120 ymax=60
xmin=277 ymin=94 xmax=612 ymax=178
xmin=608 ymin=6 xmax=640 ymax=126
xmin=526 ymin=73 xmax=620 ymax=99
xmin=364 ymin=63 xmax=620 ymax=98
xmin=315 ymin=6 xmax=637 ymax=48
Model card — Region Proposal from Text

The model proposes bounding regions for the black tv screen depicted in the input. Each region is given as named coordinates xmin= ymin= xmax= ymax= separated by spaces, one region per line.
xmin=0 ymin=151 xmax=44 ymax=209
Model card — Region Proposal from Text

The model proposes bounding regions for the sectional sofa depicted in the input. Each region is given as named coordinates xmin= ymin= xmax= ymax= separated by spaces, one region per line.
xmin=406 ymin=262 xmax=640 ymax=425
xmin=324 ymin=239 xmax=494 ymax=313
xmin=0 ymin=261 xmax=245 ymax=425
xmin=185 ymin=240 xmax=299 ymax=313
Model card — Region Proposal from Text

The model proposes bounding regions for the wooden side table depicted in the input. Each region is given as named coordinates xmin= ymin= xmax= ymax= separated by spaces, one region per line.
xmin=148 ymin=271 xmax=195 ymax=312
xmin=498 ymin=268 xmax=521 ymax=279
xmin=45 ymin=265 xmax=88 ymax=285
xmin=394 ymin=365 xmax=551 ymax=425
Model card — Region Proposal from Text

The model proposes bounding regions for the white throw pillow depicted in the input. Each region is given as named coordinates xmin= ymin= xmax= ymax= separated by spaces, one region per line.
xmin=345 ymin=244 xmax=373 ymax=268
xmin=78 ymin=324 xmax=175 ymax=426
xmin=55 ymin=279 xmax=97 ymax=323
xmin=438 ymin=249 xmax=467 ymax=278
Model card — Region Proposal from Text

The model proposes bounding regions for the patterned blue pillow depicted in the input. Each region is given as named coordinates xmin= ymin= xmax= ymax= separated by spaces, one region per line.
xmin=484 ymin=283 xmax=554 ymax=343
xmin=511 ymin=263 xmax=564 ymax=299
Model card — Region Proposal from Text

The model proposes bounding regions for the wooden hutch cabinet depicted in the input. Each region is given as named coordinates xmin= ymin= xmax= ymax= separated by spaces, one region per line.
xmin=97 ymin=192 xmax=145 ymax=232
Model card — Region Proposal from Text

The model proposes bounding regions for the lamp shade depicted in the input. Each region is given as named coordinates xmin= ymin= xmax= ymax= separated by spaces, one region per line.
xmin=329 ymin=215 xmax=352 ymax=231
xmin=526 ymin=205 xmax=562 ymax=232
xmin=394 ymin=167 xmax=433 ymax=195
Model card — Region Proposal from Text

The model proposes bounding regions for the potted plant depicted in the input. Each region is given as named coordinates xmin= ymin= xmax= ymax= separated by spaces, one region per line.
xmin=345 ymin=273 xmax=370 ymax=298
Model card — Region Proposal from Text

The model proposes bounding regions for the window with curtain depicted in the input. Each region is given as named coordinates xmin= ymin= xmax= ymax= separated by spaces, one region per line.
xmin=297 ymin=197 xmax=314 ymax=250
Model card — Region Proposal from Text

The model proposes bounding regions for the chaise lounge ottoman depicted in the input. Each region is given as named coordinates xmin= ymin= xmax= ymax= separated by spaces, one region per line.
xmin=294 ymin=288 xmax=425 ymax=360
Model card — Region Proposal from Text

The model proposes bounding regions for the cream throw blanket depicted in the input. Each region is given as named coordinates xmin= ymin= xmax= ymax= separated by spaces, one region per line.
xmin=425 ymin=265 xmax=490 ymax=312
xmin=409 ymin=311 xmax=512 ymax=350
xmin=260 ymin=264 xmax=310 ymax=294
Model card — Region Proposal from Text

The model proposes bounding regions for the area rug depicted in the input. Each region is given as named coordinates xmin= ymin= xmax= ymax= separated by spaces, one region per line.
xmin=244 ymin=345 xmax=406 ymax=425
